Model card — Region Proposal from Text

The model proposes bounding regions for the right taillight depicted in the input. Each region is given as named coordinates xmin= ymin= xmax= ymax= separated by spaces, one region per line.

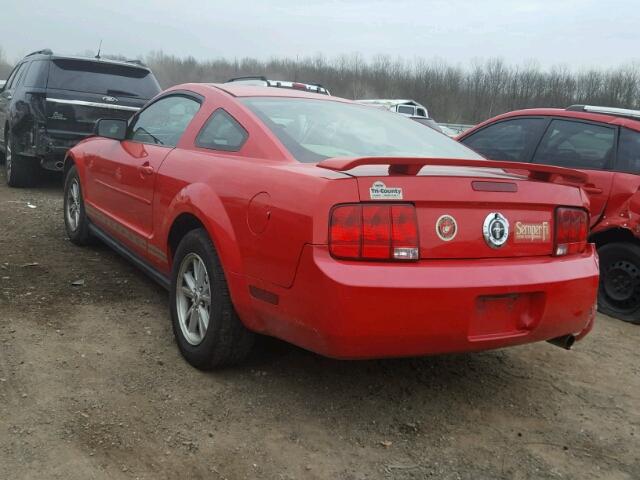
xmin=554 ymin=207 xmax=588 ymax=256
xmin=329 ymin=203 xmax=419 ymax=261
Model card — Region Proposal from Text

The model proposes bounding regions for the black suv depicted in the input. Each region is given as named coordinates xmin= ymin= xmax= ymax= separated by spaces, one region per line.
xmin=0 ymin=49 xmax=161 ymax=187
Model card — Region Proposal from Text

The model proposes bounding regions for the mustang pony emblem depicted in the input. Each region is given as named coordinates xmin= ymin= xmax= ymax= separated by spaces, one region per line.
xmin=483 ymin=212 xmax=509 ymax=248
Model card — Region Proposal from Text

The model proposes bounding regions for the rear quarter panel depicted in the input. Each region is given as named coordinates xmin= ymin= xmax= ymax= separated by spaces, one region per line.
xmin=153 ymin=154 xmax=357 ymax=287
xmin=593 ymin=171 xmax=640 ymax=235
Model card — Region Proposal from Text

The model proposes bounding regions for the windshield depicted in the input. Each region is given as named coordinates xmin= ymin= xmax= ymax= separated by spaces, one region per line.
xmin=241 ymin=97 xmax=483 ymax=163
xmin=48 ymin=59 xmax=161 ymax=99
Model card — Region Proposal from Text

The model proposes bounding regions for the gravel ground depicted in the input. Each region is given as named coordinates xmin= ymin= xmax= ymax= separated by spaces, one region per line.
xmin=0 ymin=170 xmax=638 ymax=480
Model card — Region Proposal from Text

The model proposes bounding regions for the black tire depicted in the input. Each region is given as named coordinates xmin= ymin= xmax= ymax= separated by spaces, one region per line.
xmin=63 ymin=165 xmax=91 ymax=245
xmin=5 ymin=132 xmax=38 ymax=187
xmin=598 ymin=242 xmax=640 ymax=324
xmin=170 ymin=229 xmax=255 ymax=369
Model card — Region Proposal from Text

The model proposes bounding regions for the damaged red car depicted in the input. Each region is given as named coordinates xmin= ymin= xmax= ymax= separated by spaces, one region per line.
xmin=458 ymin=106 xmax=640 ymax=323
xmin=62 ymin=83 xmax=599 ymax=369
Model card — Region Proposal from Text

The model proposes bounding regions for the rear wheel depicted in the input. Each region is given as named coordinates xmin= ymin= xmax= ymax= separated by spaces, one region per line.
xmin=170 ymin=229 xmax=255 ymax=369
xmin=5 ymin=132 xmax=38 ymax=187
xmin=598 ymin=242 xmax=640 ymax=324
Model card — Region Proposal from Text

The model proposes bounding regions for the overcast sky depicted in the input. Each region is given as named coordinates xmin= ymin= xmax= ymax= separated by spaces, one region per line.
xmin=2 ymin=0 xmax=638 ymax=68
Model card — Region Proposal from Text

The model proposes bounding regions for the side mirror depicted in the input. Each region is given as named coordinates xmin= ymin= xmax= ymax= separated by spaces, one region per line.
xmin=94 ymin=118 xmax=127 ymax=141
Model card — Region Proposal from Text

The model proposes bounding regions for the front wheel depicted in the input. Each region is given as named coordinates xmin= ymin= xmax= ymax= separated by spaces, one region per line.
xmin=170 ymin=229 xmax=255 ymax=369
xmin=598 ymin=242 xmax=640 ymax=324
xmin=63 ymin=165 xmax=91 ymax=245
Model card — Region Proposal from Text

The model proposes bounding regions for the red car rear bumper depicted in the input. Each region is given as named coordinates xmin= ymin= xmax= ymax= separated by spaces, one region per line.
xmin=250 ymin=244 xmax=599 ymax=359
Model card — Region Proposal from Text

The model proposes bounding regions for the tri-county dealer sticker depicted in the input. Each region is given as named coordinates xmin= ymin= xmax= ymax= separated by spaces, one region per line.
xmin=370 ymin=181 xmax=403 ymax=200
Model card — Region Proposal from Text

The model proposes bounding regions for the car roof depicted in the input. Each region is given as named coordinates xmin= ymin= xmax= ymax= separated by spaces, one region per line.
xmin=225 ymin=77 xmax=330 ymax=95
xmin=470 ymin=107 xmax=640 ymax=133
xmin=203 ymin=83 xmax=353 ymax=102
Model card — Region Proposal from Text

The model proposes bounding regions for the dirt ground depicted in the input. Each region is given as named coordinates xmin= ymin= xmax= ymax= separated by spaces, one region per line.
xmin=0 ymin=170 xmax=638 ymax=480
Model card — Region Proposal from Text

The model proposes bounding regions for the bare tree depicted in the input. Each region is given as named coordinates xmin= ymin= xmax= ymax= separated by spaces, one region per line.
xmin=0 ymin=47 xmax=14 ymax=79
xmin=1 ymin=45 xmax=638 ymax=123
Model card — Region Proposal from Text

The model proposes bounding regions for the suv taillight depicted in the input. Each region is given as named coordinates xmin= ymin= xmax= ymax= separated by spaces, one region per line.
xmin=554 ymin=207 xmax=588 ymax=256
xmin=329 ymin=204 xmax=419 ymax=261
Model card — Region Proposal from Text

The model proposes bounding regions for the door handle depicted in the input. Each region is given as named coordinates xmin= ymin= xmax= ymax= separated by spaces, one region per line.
xmin=139 ymin=164 xmax=154 ymax=176
xmin=583 ymin=184 xmax=603 ymax=194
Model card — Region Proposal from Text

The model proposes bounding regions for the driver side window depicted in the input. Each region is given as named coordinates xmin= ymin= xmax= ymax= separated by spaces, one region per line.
xmin=128 ymin=95 xmax=200 ymax=147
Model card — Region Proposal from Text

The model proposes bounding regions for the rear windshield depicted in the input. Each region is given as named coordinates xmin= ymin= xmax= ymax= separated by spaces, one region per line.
xmin=48 ymin=59 xmax=160 ymax=99
xmin=241 ymin=97 xmax=482 ymax=163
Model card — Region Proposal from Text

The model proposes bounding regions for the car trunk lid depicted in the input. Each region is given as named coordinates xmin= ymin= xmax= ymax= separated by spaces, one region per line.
xmin=318 ymin=157 xmax=587 ymax=259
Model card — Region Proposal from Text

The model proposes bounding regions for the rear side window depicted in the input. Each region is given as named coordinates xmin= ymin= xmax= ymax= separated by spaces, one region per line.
xmin=462 ymin=118 xmax=547 ymax=162
xmin=3 ymin=65 xmax=20 ymax=89
xmin=532 ymin=119 xmax=615 ymax=170
xmin=196 ymin=110 xmax=248 ymax=152
xmin=48 ymin=59 xmax=160 ymax=99
xmin=22 ymin=60 xmax=48 ymax=88
xmin=397 ymin=105 xmax=414 ymax=115
xmin=5 ymin=63 xmax=27 ymax=89
xmin=617 ymin=128 xmax=640 ymax=174
xmin=129 ymin=95 xmax=200 ymax=147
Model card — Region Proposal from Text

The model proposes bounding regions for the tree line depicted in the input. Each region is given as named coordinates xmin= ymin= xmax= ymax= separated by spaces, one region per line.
xmin=2 ymin=47 xmax=639 ymax=124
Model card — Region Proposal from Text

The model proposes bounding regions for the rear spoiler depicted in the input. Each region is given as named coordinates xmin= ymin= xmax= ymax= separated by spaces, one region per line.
xmin=317 ymin=157 xmax=588 ymax=184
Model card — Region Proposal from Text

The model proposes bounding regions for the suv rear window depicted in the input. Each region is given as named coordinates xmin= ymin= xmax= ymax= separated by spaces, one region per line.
xmin=397 ymin=105 xmax=415 ymax=115
xmin=48 ymin=59 xmax=160 ymax=99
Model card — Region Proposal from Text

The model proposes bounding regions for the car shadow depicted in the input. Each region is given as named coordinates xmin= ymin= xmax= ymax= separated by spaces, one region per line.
xmin=0 ymin=167 xmax=63 ymax=192
xmin=217 ymin=332 xmax=536 ymax=421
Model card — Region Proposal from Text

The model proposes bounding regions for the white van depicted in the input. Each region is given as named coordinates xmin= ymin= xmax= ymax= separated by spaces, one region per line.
xmin=355 ymin=99 xmax=429 ymax=118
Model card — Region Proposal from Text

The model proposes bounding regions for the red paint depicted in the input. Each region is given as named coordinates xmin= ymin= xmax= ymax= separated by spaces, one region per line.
xmin=458 ymin=108 xmax=640 ymax=239
xmin=472 ymin=181 xmax=518 ymax=192
xmin=67 ymin=86 xmax=598 ymax=359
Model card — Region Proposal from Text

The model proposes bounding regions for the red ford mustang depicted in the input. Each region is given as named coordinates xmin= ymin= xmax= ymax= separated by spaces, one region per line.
xmin=63 ymin=83 xmax=599 ymax=369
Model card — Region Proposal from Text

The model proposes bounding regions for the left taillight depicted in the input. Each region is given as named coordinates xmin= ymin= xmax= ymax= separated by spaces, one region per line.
xmin=329 ymin=204 xmax=419 ymax=261
xmin=554 ymin=207 xmax=588 ymax=256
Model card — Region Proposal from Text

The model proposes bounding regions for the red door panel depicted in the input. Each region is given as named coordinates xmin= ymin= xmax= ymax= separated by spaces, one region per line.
xmin=87 ymin=139 xmax=171 ymax=253
xmin=578 ymin=169 xmax=615 ymax=226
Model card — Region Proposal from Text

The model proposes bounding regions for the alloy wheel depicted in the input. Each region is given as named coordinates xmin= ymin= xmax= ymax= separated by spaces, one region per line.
xmin=66 ymin=178 xmax=81 ymax=232
xmin=176 ymin=253 xmax=212 ymax=345
xmin=5 ymin=139 xmax=11 ymax=179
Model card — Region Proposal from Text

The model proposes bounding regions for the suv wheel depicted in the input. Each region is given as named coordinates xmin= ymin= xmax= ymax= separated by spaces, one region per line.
xmin=598 ymin=242 xmax=640 ymax=324
xmin=5 ymin=132 xmax=37 ymax=187
xmin=63 ymin=165 xmax=91 ymax=245
xmin=170 ymin=229 xmax=255 ymax=369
